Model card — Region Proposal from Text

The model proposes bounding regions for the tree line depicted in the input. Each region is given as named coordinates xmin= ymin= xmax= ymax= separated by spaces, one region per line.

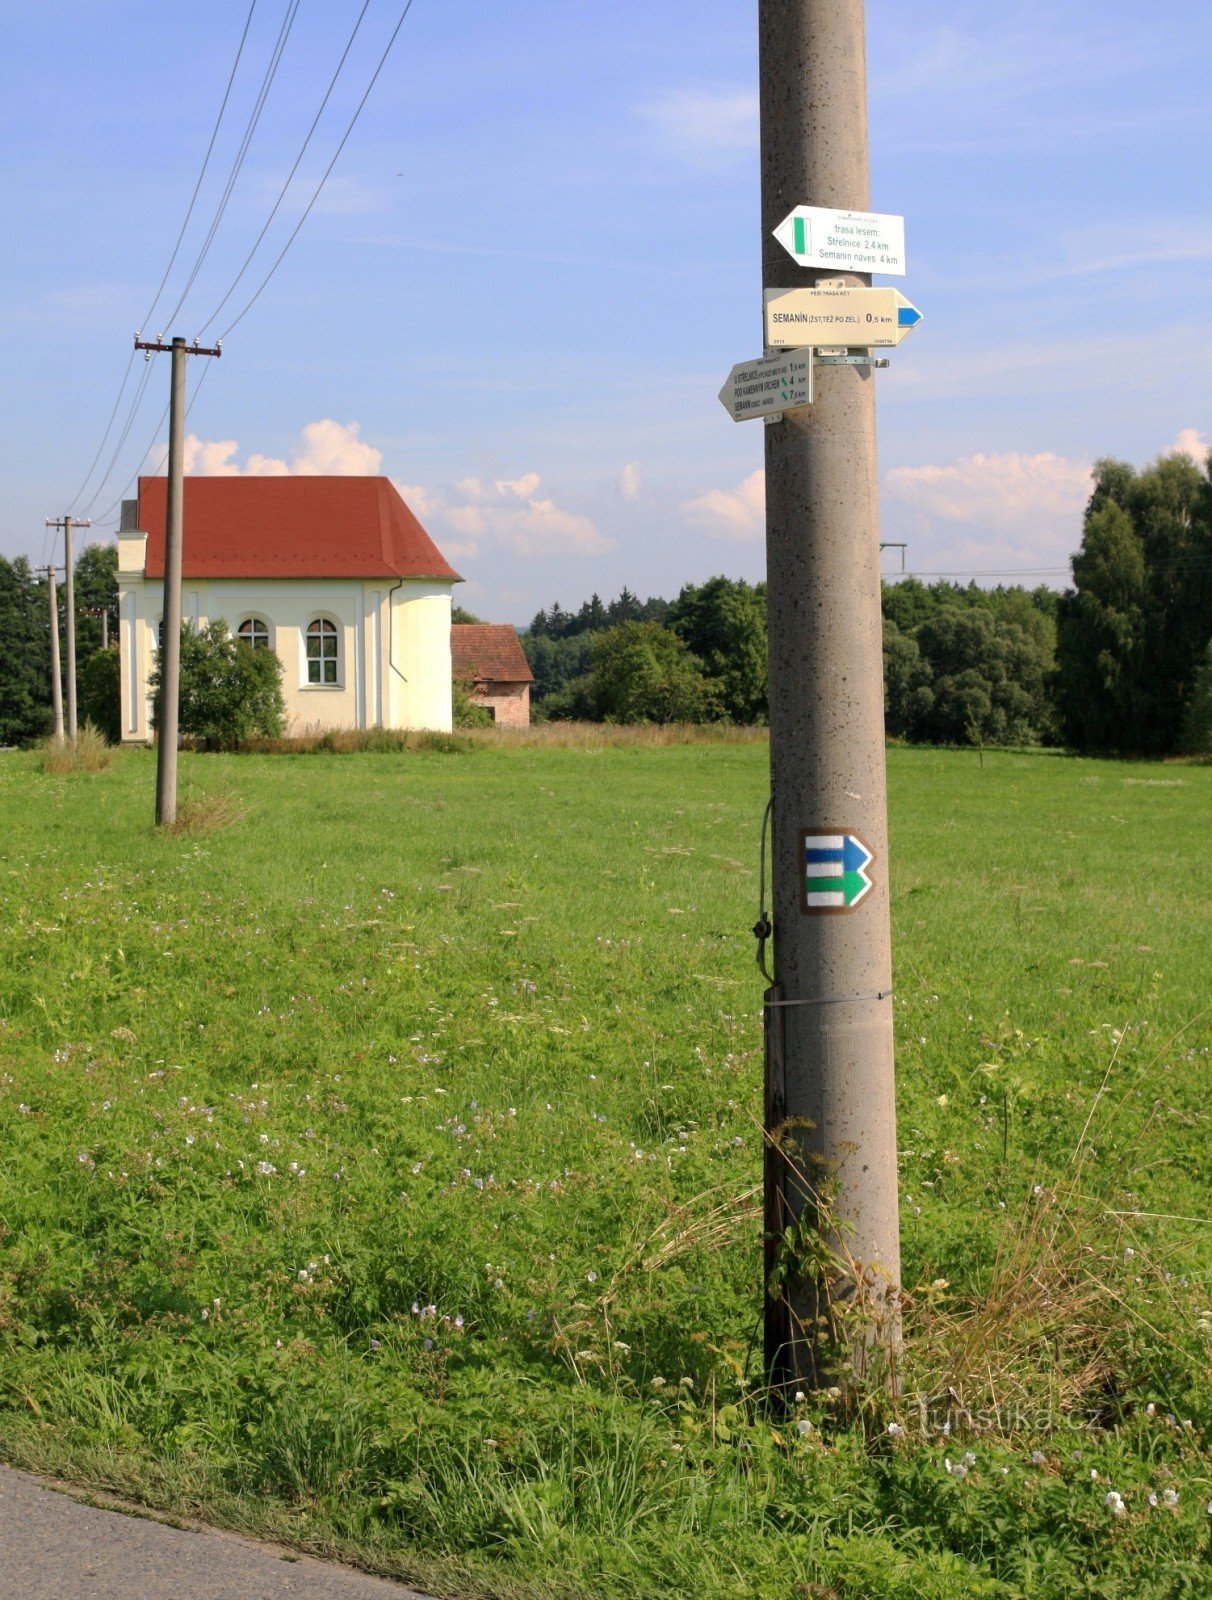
xmin=522 ymin=450 xmax=1212 ymax=754
xmin=0 ymin=544 xmax=119 ymax=746
xmin=2 ymin=449 xmax=1209 ymax=754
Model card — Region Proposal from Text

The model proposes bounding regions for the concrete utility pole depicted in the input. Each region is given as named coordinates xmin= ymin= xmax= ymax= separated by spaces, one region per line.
xmin=134 ymin=334 xmax=221 ymax=826
xmin=41 ymin=565 xmax=65 ymax=743
xmin=44 ymin=516 xmax=91 ymax=743
xmin=759 ymin=0 xmax=901 ymax=1387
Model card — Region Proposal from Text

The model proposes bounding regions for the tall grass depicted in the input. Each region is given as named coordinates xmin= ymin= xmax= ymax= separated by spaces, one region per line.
xmin=0 ymin=742 xmax=1207 ymax=1599
xmin=38 ymin=721 xmax=112 ymax=773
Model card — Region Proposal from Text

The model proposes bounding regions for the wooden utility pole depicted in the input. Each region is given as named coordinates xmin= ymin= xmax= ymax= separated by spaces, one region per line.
xmin=44 ymin=516 xmax=91 ymax=743
xmin=40 ymin=565 xmax=65 ymax=743
xmin=134 ymin=334 xmax=221 ymax=826
xmin=759 ymin=0 xmax=901 ymax=1387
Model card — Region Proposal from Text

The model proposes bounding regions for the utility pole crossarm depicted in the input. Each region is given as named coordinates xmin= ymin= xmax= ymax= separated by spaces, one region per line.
xmin=135 ymin=336 xmax=222 ymax=358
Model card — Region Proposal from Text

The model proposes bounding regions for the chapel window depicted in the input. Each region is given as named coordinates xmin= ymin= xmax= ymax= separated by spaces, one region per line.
xmin=306 ymin=617 xmax=340 ymax=684
xmin=237 ymin=617 xmax=271 ymax=650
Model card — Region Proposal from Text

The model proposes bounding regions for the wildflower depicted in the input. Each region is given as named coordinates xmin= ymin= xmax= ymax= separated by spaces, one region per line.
xmin=454 ymin=1314 xmax=464 ymax=1328
xmin=1162 ymin=1488 xmax=1178 ymax=1507
xmin=961 ymin=1451 xmax=976 ymax=1469
xmin=651 ymin=1377 xmax=667 ymax=1390
xmin=1149 ymin=1492 xmax=1159 ymax=1507
xmin=1105 ymin=1491 xmax=1126 ymax=1518
xmin=795 ymin=1419 xmax=812 ymax=1437
xmin=794 ymin=1391 xmax=806 ymax=1404
xmin=1031 ymin=1450 xmax=1046 ymax=1466
xmin=1123 ymin=1247 xmax=1135 ymax=1260
xmin=887 ymin=1422 xmax=904 ymax=1437
xmin=1145 ymin=1403 xmax=1156 ymax=1418
xmin=945 ymin=1459 xmax=967 ymax=1480
xmin=256 ymin=1161 xmax=276 ymax=1176
xmin=679 ymin=1377 xmax=694 ymax=1389
xmin=586 ymin=1270 xmax=598 ymax=1283
xmin=369 ymin=1338 xmax=382 ymax=1351
xmin=201 ymin=1308 xmax=209 ymax=1320
xmin=1090 ymin=1468 xmax=1099 ymax=1480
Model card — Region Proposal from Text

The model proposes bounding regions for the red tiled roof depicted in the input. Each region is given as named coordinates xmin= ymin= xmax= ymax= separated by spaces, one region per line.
xmin=451 ymin=623 xmax=533 ymax=683
xmin=138 ymin=475 xmax=460 ymax=582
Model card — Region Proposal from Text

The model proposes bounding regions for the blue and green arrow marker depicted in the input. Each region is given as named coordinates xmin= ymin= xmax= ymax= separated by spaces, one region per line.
xmin=802 ymin=832 xmax=873 ymax=910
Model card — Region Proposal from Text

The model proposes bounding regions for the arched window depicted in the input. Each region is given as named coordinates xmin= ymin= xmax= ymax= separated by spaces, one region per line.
xmin=237 ymin=616 xmax=270 ymax=650
xmin=306 ymin=617 xmax=340 ymax=684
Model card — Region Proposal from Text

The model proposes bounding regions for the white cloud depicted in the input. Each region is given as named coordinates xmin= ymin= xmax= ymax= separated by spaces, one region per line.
xmin=394 ymin=471 xmax=612 ymax=562
xmin=1164 ymin=427 xmax=1210 ymax=465
xmin=680 ymin=469 xmax=765 ymax=541
xmin=619 ymin=461 xmax=642 ymax=501
xmin=640 ymin=87 xmax=758 ymax=160
xmin=884 ymin=449 xmax=1093 ymax=570
xmin=171 ymin=419 xmax=382 ymax=478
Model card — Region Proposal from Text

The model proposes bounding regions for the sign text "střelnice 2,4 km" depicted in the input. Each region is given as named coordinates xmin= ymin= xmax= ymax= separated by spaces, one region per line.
xmin=773 ymin=206 xmax=906 ymax=275
xmin=718 ymin=348 xmax=812 ymax=423
xmin=764 ymin=285 xmax=922 ymax=349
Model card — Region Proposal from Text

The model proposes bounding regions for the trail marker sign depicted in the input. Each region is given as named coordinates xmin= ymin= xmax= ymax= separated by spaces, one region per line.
xmin=800 ymin=831 xmax=874 ymax=912
xmin=774 ymin=206 xmax=906 ymax=275
xmin=765 ymin=285 xmax=922 ymax=349
xmin=718 ymin=349 xmax=812 ymax=422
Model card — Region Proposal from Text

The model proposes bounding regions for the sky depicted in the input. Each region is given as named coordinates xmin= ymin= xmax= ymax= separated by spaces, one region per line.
xmin=2 ymin=0 xmax=1210 ymax=623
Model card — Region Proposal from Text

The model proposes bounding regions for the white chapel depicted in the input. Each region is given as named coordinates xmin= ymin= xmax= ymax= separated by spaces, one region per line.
xmin=117 ymin=474 xmax=461 ymax=741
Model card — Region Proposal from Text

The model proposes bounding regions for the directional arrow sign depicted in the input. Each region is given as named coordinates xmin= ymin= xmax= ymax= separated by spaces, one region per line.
xmin=773 ymin=206 xmax=906 ymax=275
xmin=765 ymin=286 xmax=922 ymax=349
xmin=718 ymin=348 xmax=812 ymax=422
xmin=800 ymin=831 xmax=874 ymax=912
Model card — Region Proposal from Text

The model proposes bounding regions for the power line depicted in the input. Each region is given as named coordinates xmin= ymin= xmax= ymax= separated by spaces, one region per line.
xmin=91 ymin=360 xmax=216 ymax=529
xmin=196 ymin=0 xmax=375 ymax=337
xmin=161 ymin=0 xmax=304 ymax=330
xmin=64 ymin=0 xmax=258 ymax=516
xmin=215 ymin=0 xmax=419 ymax=342
xmin=77 ymin=359 xmax=158 ymax=517
xmin=141 ymin=0 xmax=261 ymax=332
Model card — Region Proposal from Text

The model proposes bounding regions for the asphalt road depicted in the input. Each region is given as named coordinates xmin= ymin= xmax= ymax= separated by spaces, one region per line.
xmin=0 ymin=1466 xmax=433 ymax=1599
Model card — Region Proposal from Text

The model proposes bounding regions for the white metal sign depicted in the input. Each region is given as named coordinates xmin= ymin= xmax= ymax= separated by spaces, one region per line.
xmin=718 ymin=349 xmax=812 ymax=422
xmin=764 ymin=286 xmax=922 ymax=349
xmin=773 ymin=206 xmax=906 ymax=275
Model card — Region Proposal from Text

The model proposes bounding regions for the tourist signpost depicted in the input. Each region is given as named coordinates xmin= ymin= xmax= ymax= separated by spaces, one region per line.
xmin=718 ymin=349 xmax=812 ymax=423
xmin=764 ymin=285 xmax=922 ymax=349
xmin=773 ymin=205 xmax=906 ymax=275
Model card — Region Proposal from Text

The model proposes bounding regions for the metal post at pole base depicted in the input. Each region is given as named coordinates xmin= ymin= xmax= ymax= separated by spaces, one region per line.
xmin=762 ymin=982 xmax=792 ymax=1385
xmin=155 ymin=337 xmax=188 ymax=828
xmin=759 ymin=0 xmax=901 ymax=1390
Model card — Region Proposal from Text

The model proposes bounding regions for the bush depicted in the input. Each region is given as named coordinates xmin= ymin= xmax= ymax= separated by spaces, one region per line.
xmin=78 ymin=646 xmax=121 ymax=744
xmin=452 ymin=675 xmax=493 ymax=729
xmin=149 ymin=621 xmax=286 ymax=748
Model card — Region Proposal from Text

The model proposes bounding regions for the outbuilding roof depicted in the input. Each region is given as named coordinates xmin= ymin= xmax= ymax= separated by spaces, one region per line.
xmin=137 ymin=475 xmax=460 ymax=582
xmin=451 ymin=623 xmax=534 ymax=684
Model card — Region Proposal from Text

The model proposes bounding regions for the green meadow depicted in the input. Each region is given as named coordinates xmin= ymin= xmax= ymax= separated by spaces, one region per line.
xmin=0 ymin=739 xmax=1209 ymax=1599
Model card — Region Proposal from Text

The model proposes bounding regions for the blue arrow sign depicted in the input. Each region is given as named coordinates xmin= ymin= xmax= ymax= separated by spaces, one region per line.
xmin=801 ymin=831 xmax=874 ymax=911
xmin=897 ymin=305 xmax=922 ymax=328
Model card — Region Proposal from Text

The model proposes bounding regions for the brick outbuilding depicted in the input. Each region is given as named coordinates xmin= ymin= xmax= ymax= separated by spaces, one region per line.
xmin=450 ymin=624 xmax=533 ymax=727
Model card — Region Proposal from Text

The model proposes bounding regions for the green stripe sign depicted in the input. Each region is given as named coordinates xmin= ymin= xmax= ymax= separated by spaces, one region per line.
xmin=800 ymin=831 xmax=874 ymax=912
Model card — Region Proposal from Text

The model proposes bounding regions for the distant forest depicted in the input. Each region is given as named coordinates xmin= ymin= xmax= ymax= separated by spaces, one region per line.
xmin=3 ymin=452 xmax=1209 ymax=756
xmin=520 ymin=451 xmax=1212 ymax=757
